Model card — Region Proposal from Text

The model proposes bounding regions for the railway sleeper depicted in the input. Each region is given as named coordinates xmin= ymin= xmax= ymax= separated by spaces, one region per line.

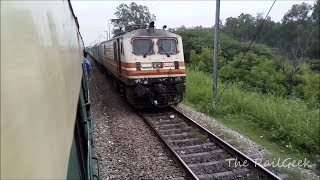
xmin=182 ymin=152 xmax=233 ymax=164
xmin=173 ymin=142 xmax=216 ymax=151
xmin=157 ymin=127 xmax=193 ymax=135
xmin=197 ymin=168 xmax=250 ymax=180
xmin=146 ymin=114 xmax=176 ymax=119
xmin=156 ymin=126 xmax=191 ymax=133
xmin=155 ymin=122 xmax=187 ymax=129
xmin=153 ymin=121 xmax=175 ymax=126
xmin=162 ymin=132 xmax=193 ymax=138
xmin=153 ymin=119 xmax=183 ymax=125
xmin=192 ymin=165 xmax=244 ymax=177
xmin=169 ymin=138 xmax=211 ymax=147
xmin=180 ymin=149 xmax=224 ymax=158
xmin=188 ymin=158 xmax=236 ymax=168
xmin=167 ymin=138 xmax=202 ymax=144
xmin=176 ymin=146 xmax=221 ymax=155
xmin=165 ymin=134 xmax=196 ymax=141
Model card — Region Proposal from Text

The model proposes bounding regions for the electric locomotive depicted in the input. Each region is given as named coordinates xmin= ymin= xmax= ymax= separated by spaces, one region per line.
xmin=91 ymin=23 xmax=186 ymax=108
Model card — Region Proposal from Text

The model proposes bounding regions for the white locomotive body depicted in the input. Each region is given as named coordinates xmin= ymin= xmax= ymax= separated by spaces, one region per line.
xmin=92 ymin=27 xmax=186 ymax=108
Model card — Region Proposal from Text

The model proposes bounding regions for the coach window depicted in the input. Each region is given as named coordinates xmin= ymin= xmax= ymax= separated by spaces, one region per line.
xmin=132 ymin=39 xmax=153 ymax=55
xmin=104 ymin=44 xmax=106 ymax=55
xmin=158 ymin=39 xmax=177 ymax=54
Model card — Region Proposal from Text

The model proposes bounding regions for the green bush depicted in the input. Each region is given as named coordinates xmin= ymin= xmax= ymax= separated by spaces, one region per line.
xmin=220 ymin=52 xmax=284 ymax=94
xmin=189 ymin=47 xmax=226 ymax=73
xmin=294 ymin=73 xmax=320 ymax=107
xmin=185 ymin=68 xmax=320 ymax=154
xmin=188 ymin=47 xmax=319 ymax=108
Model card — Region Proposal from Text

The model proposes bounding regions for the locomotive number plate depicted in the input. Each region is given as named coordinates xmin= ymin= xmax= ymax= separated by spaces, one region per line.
xmin=152 ymin=62 xmax=163 ymax=69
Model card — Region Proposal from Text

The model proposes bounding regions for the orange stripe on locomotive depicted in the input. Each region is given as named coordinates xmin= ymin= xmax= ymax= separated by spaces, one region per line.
xmin=120 ymin=61 xmax=185 ymax=68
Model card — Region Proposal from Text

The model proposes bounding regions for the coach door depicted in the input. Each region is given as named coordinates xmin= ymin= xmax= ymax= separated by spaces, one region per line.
xmin=117 ymin=39 xmax=122 ymax=76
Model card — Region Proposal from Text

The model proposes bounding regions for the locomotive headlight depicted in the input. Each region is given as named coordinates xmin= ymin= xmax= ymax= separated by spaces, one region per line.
xmin=136 ymin=62 xmax=141 ymax=71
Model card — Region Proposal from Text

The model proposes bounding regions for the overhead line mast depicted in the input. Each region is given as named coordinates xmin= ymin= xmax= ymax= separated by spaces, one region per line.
xmin=213 ymin=0 xmax=220 ymax=100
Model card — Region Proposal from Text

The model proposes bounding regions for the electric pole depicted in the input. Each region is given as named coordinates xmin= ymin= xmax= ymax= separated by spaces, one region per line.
xmin=104 ymin=31 xmax=109 ymax=40
xmin=213 ymin=0 xmax=220 ymax=99
xmin=108 ymin=19 xmax=114 ymax=40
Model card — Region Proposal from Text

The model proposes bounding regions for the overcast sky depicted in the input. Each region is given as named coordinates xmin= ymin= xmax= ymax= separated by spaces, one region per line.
xmin=71 ymin=0 xmax=315 ymax=46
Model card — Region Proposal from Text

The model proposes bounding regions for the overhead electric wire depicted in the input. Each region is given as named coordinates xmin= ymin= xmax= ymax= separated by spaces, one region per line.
xmin=215 ymin=0 xmax=277 ymax=104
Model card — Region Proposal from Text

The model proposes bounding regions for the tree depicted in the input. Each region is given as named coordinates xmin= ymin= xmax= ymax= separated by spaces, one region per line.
xmin=221 ymin=2 xmax=319 ymax=60
xmin=113 ymin=2 xmax=156 ymax=29
xmin=223 ymin=13 xmax=256 ymax=41
xmin=282 ymin=2 xmax=312 ymax=23
xmin=312 ymin=0 xmax=319 ymax=22
xmin=309 ymin=0 xmax=320 ymax=59
xmin=254 ymin=15 xmax=281 ymax=47
xmin=174 ymin=26 xmax=214 ymax=62
xmin=281 ymin=2 xmax=318 ymax=58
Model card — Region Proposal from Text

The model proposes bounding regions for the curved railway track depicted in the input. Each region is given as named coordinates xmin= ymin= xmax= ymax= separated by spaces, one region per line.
xmin=139 ymin=107 xmax=284 ymax=180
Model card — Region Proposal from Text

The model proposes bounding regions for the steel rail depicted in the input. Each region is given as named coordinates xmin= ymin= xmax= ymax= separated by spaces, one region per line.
xmin=139 ymin=106 xmax=282 ymax=180
xmin=171 ymin=106 xmax=282 ymax=180
xmin=138 ymin=111 xmax=199 ymax=180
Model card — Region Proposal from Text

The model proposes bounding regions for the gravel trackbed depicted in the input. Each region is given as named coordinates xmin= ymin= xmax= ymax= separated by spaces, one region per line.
xmin=88 ymin=57 xmax=187 ymax=179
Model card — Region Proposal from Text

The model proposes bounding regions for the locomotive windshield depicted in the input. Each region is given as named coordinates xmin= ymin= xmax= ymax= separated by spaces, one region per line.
xmin=158 ymin=39 xmax=177 ymax=54
xmin=133 ymin=39 xmax=153 ymax=55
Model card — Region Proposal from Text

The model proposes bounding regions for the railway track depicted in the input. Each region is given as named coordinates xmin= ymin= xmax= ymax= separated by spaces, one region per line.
xmin=139 ymin=106 xmax=284 ymax=180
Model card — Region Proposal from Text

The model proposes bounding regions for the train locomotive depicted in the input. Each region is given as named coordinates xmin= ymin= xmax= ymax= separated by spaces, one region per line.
xmin=91 ymin=23 xmax=186 ymax=108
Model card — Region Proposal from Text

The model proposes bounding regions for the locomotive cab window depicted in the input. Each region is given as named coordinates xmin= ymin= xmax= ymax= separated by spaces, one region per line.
xmin=132 ymin=39 xmax=153 ymax=55
xmin=158 ymin=39 xmax=177 ymax=54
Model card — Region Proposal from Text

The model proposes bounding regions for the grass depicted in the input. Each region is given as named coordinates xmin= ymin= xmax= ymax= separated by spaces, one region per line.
xmin=184 ymin=68 xmax=319 ymax=176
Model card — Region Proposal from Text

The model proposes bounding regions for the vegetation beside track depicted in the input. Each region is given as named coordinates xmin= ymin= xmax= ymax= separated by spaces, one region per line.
xmin=173 ymin=2 xmax=320 ymax=167
xmin=184 ymin=68 xmax=319 ymax=161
